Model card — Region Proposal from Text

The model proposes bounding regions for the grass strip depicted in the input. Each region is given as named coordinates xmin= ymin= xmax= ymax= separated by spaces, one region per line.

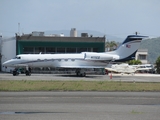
xmin=0 ymin=80 xmax=160 ymax=91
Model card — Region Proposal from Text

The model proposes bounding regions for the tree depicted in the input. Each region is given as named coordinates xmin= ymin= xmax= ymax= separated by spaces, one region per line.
xmin=128 ymin=60 xmax=142 ymax=65
xmin=105 ymin=41 xmax=118 ymax=51
xmin=155 ymin=56 xmax=160 ymax=74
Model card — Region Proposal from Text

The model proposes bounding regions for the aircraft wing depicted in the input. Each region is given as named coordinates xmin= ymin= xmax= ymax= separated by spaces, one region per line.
xmin=105 ymin=68 xmax=118 ymax=72
xmin=136 ymin=67 xmax=152 ymax=71
xmin=105 ymin=67 xmax=136 ymax=73
xmin=57 ymin=65 xmax=105 ymax=69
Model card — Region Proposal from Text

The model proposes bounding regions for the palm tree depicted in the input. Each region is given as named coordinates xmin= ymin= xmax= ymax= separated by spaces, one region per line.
xmin=105 ymin=41 xmax=118 ymax=51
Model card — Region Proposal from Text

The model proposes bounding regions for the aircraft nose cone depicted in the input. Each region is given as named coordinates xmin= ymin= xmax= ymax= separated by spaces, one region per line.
xmin=2 ymin=61 xmax=8 ymax=67
xmin=2 ymin=60 xmax=12 ymax=67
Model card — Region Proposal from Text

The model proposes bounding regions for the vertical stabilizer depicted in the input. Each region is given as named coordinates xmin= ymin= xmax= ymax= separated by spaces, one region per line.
xmin=107 ymin=35 xmax=147 ymax=62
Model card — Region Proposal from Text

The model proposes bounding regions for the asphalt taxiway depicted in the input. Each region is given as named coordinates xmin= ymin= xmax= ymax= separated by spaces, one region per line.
xmin=1 ymin=73 xmax=160 ymax=120
xmin=0 ymin=92 xmax=160 ymax=120
xmin=0 ymin=73 xmax=160 ymax=82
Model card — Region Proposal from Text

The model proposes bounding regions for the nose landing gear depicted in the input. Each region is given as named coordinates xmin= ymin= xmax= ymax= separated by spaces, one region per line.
xmin=25 ymin=70 xmax=31 ymax=76
xmin=12 ymin=68 xmax=19 ymax=76
xmin=12 ymin=67 xmax=32 ymax=76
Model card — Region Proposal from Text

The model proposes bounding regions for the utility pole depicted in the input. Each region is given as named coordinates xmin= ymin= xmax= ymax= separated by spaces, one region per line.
xmin=18 ymin=23 xmax=20 ymax=35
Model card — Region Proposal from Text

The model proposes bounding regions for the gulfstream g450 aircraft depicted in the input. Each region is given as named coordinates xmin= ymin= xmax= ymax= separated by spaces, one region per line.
xmin=3 ymin=35 xmax=147 ymax=76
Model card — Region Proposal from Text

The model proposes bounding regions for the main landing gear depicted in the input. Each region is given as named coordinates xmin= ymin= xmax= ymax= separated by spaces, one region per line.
xmin=75 ymin=69 xmax=86 ymax=77
xmin=25 ymin=69 xmax=31 ymax=76
xmin=25 ymin=67 xmax=31 ymax=76
xmin=12 ymin=67 xmax=31 ymax=76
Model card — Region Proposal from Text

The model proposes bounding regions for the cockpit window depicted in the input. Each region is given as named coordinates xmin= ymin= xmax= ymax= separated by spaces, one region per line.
xmin=13 ymin=56 xmax=21 ymax=59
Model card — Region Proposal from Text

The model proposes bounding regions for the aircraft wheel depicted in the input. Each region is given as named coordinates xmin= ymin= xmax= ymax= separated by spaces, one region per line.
xmin=25 ymin=71 xmax=31 ymax=76
xmin=13 ymin=70 xmax=19 ymax=76
xmin=76 ymin=71 xmax=86 ymax=77
xmin=76 ymin=71 xmax=81 ymax=76
xmin=82 ymin=72 xmax=86 ymax=77
xmin=80 ymin=72 xmax=86 ymax=77
xmin=13 ymin=72 xmax=16 ymax=76
xmin=76 ymin=72 xmax=79 ymax=76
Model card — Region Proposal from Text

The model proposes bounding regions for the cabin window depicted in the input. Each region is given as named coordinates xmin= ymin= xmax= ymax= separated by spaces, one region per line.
xmin=71 ymin=59 xmax=75 ymax=61
xmin=15 ymin=56 xmax=21 ymax=59
xmin=64 ymin=59 xmax=68 ymax=61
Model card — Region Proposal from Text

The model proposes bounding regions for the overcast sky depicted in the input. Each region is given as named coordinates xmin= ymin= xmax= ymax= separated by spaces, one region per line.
xmin=0 ymin=0 xmax=160 ymax=38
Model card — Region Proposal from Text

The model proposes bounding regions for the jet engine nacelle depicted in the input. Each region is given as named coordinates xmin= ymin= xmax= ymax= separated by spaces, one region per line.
xmin=84 ymin=52 xmax=113 ymax=60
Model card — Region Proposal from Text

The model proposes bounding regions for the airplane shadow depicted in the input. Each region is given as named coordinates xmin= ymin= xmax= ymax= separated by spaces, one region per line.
xmin=0 ymin=111 xmax=69 ymax=115
xmin=54 ymin=74 xmax=106 ymax=79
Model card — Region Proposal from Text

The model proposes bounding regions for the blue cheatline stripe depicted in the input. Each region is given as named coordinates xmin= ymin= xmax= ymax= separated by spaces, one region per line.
xmin=114 ymin=50 xmax=137 ymax=62
xmin=15 ymin=59 xmax=110 ymax=65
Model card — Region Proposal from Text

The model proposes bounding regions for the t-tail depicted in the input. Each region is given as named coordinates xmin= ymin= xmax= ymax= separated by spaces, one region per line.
xmin=107 ymin=35 xmax=148 ymax=62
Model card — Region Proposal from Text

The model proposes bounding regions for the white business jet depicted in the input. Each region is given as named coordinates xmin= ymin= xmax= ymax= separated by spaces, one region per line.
xmin=3 ymin=35 xmax=147 ymax=76
xmin=105 ymin=63 xmax=152 ymax=75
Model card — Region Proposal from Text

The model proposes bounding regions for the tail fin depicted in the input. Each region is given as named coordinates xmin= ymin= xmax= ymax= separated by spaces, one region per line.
xmin=108 ymin=35 xmax=148 ymax=62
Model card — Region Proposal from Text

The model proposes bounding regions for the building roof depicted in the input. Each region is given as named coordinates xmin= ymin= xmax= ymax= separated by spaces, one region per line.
xmin=137 ymin=49 xmax=148 ymax=52
xmin=16 ymin=34 xmax=105 ymax=43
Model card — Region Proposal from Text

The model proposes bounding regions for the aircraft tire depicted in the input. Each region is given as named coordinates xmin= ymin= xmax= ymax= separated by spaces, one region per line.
xmin=82 ymin=72 xmax=86 ymax=77
xmin=80 ymin=72 xmax=86 ymax=77
xmin=25 ymin=71 xmax=31 ymax=76
xmin=13 ymin=73 xmax=16 ymax=76
xmin=76 ymin=72 xmax=79 ymax=76
xmin=13 ymin=70 xmax=19 ymax=76
xmin=76 ymin=71 xmax=86 ymax=77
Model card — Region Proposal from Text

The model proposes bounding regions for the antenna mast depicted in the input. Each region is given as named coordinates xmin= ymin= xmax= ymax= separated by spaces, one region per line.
xmin=18 ymin=23 xmax=20 ymax=35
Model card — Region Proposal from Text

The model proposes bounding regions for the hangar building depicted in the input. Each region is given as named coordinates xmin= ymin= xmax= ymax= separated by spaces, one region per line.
xmin=1 ymin=29 xmax=105 ymax=72
xmin=17 ymin=32 xmax=105 ymax=55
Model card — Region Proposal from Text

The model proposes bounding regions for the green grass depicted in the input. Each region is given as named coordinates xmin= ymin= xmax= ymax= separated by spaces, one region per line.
xmin=0 ymin=80 xmax=160 ymax=91
xmin=131 ymin=110 xmax=144 ymax=114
